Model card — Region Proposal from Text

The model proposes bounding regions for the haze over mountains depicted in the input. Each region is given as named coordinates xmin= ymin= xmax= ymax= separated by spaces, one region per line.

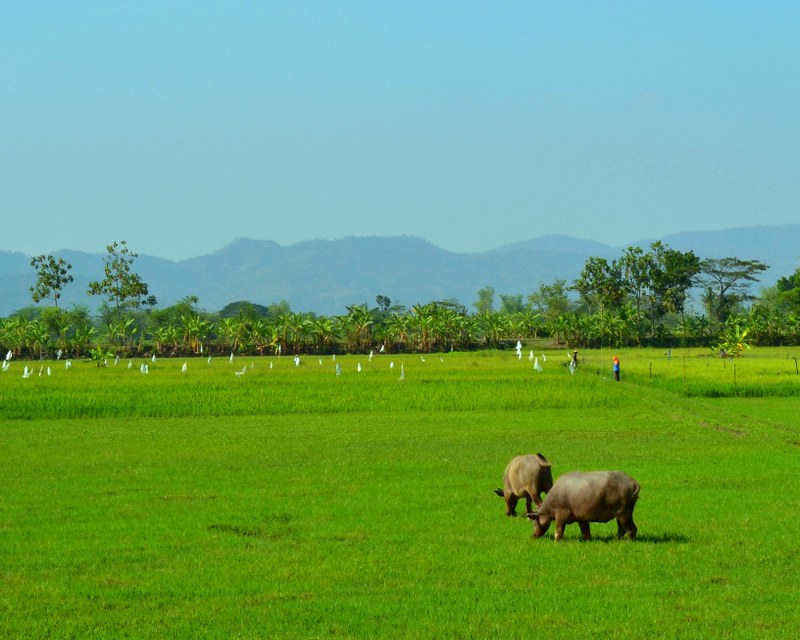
xmin=1 ymin=225 xmax=797 ymax=317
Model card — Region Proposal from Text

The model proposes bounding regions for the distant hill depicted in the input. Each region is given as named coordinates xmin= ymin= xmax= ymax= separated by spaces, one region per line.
xmin=1 ymin=225 xmax=797 ymax=317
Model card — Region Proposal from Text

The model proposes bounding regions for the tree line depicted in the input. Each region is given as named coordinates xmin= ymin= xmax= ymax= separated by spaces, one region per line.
xmin=4 ymin=239 xmax=800 ymax=361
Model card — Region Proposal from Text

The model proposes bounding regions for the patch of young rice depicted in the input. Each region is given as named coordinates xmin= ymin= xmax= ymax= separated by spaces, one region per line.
xmin=0 ymin=354 xmax=631 ymax=419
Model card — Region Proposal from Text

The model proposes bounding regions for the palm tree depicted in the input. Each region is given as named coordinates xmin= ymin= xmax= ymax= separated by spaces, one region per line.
xmin=434 ymin=307 xmax=464 ymax=351
xmin=105 ymin=317 xmax=138 ymax=355
xmin=785 ymin=313 xmax=800 ymax=345
xmin=287 ymin=312 xmax=312 ymax=354
xmin=181 ymin=314 xmax=211 ymax=354
xmin=409 ymin=304 xmax=437 ymax=352
xmin=345 ymin=304 xmax=376 ymax=353
xmin=515 ymin=309 xmax=541 ymax=340
xmin=273 ymin=314 xmax=292 ymax=355
xmin=310 ymin=316 xmax=336 ymax=354
xmin=151 ymin=325 xmax=180 ymax=355
xmin=25 ymin=320 xmax=51 ymax=358
xmin=216 ymin=317 xmax=240 ymax=354
xmin=70 ymin=323 xmax=96 ymax=357
xmin=250 ymin=318 xmax=276 ymax=355
xmin=477 ymin=311 xmax=504 ymax=348
xmin=1 ymin=317 xmax=28 ymax=358
xmin=379 ymin=312 xmax=409 ymax=353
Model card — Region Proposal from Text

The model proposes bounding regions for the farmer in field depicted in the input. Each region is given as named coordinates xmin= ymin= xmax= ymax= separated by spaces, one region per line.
xmin=612 ymin=355 xmax=620 ymax=382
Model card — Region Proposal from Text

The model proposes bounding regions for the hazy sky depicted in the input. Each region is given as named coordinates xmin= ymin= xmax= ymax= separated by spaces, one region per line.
xmin=3 ymin=2 xmax=799 ymax=261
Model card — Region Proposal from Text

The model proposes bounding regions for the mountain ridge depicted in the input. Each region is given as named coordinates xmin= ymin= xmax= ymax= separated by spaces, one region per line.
xmin=1 ymin=225 xmax=797 ymax=316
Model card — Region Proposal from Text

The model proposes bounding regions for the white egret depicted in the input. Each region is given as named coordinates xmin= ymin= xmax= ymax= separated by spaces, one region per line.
xmin=181 ymin=362 xmax=188 ymax=374
xmin=399 ymin=363 xmax=405 ymax=381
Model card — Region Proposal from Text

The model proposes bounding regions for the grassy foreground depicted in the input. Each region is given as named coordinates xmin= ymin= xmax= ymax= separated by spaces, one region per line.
xmin=1 ymin=349 xmax=799 ymax=638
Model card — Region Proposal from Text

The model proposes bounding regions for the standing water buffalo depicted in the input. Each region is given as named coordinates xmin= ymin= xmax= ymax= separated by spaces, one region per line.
xmin=494 ymin=453 xmax=553 ymax=516
xmin=526 ymin=471 xmax=639 ymax=541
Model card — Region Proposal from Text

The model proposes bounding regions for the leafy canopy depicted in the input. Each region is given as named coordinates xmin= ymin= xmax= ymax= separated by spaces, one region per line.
xmin=87 ymin=241 xmax=156 ymax=314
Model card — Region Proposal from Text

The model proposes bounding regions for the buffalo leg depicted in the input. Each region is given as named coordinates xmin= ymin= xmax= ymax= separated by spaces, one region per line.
xmin=554 ymin=520 xmax=566 ymax=541
xmin=578 ymin=521 xmax=592 ymax=541
xmin=617 ymin=515 xmax=637 ymax=540
xmin=506 ymin=494 xmax=519 ymax=517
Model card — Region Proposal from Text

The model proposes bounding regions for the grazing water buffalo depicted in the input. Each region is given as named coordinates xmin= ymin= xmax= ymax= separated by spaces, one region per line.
xmin=526 ymin=470 xmax=639 ymax=541
xmin=494 ymin=453 xmax=553 ymax=516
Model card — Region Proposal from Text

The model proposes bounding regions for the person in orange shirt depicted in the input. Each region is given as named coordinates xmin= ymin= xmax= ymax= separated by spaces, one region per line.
xmin=612 ymin=355 xmax=621 ymax=382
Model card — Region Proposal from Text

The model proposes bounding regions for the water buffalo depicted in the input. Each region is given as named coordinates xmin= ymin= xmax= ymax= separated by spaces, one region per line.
xmin=526 ymin=470 xmax=639 ymax=541
xmin=494 ymin=453 xmax=553 ymax=516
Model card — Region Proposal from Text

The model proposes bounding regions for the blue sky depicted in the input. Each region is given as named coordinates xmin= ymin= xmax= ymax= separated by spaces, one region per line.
xmin=3 ymin=2 xmax=799 ymax=261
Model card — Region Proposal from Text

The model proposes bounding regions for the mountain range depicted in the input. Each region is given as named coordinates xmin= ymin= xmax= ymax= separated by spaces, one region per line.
xmin=1 ymin=224 xmax=797 ymax=317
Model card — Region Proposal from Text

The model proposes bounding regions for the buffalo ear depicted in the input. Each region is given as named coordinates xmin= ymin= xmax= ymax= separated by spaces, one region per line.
xmin=494 ymin=488 xmax=505 ymax=497
xmin=525 ymin=511 xmax=538 ymax=521
xmin=536 ymin=453 xmax=551 ymax=467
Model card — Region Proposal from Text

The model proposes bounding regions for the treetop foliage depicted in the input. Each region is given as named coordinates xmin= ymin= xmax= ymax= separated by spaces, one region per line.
xmin=10 ymin=239 xmax=798 ymax=358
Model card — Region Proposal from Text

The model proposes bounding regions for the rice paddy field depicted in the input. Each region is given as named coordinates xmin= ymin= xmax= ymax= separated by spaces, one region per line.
xmin=1 ymin=347 xmax=798 ymax=639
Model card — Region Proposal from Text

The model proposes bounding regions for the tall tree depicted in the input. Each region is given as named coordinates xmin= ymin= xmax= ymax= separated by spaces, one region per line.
xmin=528 ymin=280 xmax=573 ymax=341
xmin=30 ymin=254 xmax=73 ymax=308
xmin=619 ymin=246 xmax=654 ymax=339
xmin=88 ymin=241 xmax=156 ymax=314
xmin=648 ymin=242 xmax=700 ymax=322
xmin=499 ymin=294 xmax=524 ymax=314
xmin=572 ymin=257 xmax=626 ymax=314
xmin=776 ymin=265 xmax=800 ymax=313
xmin=697 ymin=257 xmax=769 ymax=323
xmin=474 ymin=286 xmax=495 ymax=314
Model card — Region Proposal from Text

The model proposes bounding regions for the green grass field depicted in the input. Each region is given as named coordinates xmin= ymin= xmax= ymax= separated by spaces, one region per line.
xmin=1 ymin=349 xmax=798 ymax=638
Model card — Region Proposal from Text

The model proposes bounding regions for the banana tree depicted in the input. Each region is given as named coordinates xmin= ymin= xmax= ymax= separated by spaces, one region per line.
xmin=25 ymin=320 xmax=51 ymax=358
xmin=70 ymin=323 xmax=96 ymax=358
xmin=713 ymin=317 xmax=752 ymax=357
xmin=181 ymin=314 xmax=211 ymax=354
